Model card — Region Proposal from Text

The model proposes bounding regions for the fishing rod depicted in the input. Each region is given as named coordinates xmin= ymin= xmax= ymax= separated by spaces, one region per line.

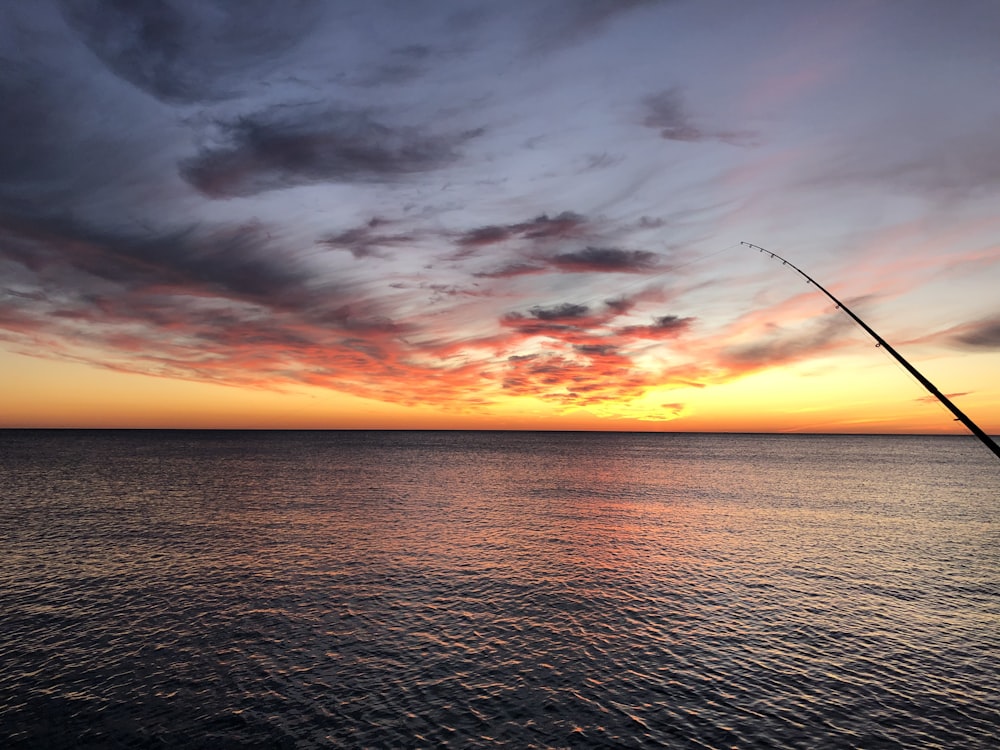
xmin=742 ymin=241 xmax=1000 ymax=461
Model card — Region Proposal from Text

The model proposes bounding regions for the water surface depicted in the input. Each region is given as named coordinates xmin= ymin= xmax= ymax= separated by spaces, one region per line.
xmin=1 ymin=431 xmax=997 ymax=748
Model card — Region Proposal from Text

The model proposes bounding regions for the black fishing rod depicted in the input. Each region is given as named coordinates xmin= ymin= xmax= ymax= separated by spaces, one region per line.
xmin=742 ymin=241 xmax=1000 ymax=461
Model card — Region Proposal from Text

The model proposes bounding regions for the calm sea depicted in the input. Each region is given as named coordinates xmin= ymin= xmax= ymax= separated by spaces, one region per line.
xmin=1 ymin=430 xmax=997 ymax=749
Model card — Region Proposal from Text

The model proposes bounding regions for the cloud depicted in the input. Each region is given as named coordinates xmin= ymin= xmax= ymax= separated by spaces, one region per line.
xmin=476 ymin=246 xmax=662 ymax=277
xmin=321 ymin=218 xmax=417 ymax=259
xmin=526 ymin=0 xmax=668 ymax=51
xmin=581 ymin=152 xmax=624 ymax=171
xmin=807 ymin=127 xmax=1000 ymax=201
xmin=456 ymin=212 xmax=587 ymax=248
xmin=641 ymin=88 xmax=704 ymax=142
xmin=718 ymin=313 xmax=852 ymax=373
xmin=950 ymin=316 xmax=1000 ymax=350
xmin=641 ymin=87 xmax=752 ymax=145
xmin=0 ymin=197 xmax=698 ymax=419
xmin=501 ymin=302 xmax=597 ymax=335
xmin=617 ymin=314 xmax=693 ymax=339
xmin=488 ymin=294 xmax=704 ymax=412
xmin=60 ymin=0 xmax=324 ymax=103
xmin=916 ymin=391 xmax=971 ymax=404
xmin=499 ymin=343 xmax=666 ymax=410
xmin=0 ymin=210 xmax=506 ymax=407
xmin=0 ymin=62 xmax=64 ymax=186
xmin=458 ymin=213 xmax=663 ymax=277
xmin=0 ymin=213 xmax=307 ymax=304
xmin=527 ymin=303 xmax=590 ymax=321
xmin=549 ymin=246 xmax=659 ymax=273
xmin=474 ymin=263 xmax=547 ymax=279
xmin=181 ymin=106 xmax=482 ymax=197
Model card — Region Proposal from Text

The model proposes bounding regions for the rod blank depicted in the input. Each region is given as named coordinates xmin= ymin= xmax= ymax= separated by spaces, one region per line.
xmin=743 ymin=241 xmax=1000 ymax=461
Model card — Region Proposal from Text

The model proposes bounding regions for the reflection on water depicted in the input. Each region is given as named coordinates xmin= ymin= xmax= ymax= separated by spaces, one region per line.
xmin=1 ymin=431 xmax=997 ymax=748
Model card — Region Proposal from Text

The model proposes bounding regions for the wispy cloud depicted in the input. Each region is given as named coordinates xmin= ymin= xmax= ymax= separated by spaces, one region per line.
xmin=456 ymin=212 xmax=587 ymax=249
xmin=321 ymin=218 xmax=418 ymax=259
xmin=549 ymin=247 xmax=659 ymax=273
xmin=182 ymin=106 xmax=483 ymax=197
xmin=641 ymin=87 xmax=752 ymax=145
xmin=947 ymin=315 xmax=1000 ymax=350
xmin=717 ymin=313 xmax=853 ymax=375
xmin=617 ymin=314 xmax=694 ymax=339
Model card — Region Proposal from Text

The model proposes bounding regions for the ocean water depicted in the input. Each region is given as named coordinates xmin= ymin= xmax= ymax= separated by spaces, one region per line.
xmin=0 ymin=430 xmax=997 ymax=749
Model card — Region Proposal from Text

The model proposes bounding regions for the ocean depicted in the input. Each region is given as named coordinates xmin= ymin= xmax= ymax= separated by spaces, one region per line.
xmin=1 ymin=430 xmax=997 ymax=748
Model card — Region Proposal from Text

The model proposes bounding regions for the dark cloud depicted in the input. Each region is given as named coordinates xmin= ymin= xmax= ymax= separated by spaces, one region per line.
xmin=0 ymin=209 xmax=443 ymax=401
xmin=721 ymin=315 xmax=851 ymax=370
xmin=456 ymin=212 xmax=587 ymax=247
xmin=321 ymin=218 xmax=416 ymax=259
xmin=604 ymin=296 xmax=634 ymax=314
xmin=636 ymin=216 xmax=666 ymax=229
xmin=574 ymin=343 xmax=618 ymax=356
xmin=461 ymin=214 xmax=662 ymax=277
xmin=501 ymin=302 xmax=596 ymax=336
xmin=60 ymin=0 xmax=324 ymax=103
xmin=0 ymin=62 xmax=65 ymax=185
xmin=0 ymin=212 xmax=308 ymax=306
xmin=581 ymin=152 xmax=623 ymax=171
xmin=475 ymin=246 xmax=660 ymax=278
xmin=527 ymin=303 xmax=590 ymax=321
xmin=459 ymin=225 xmax=515 ymax=247
xmin=617 ymin=314 xmax=693 ymax=338
xmin=581 ymin=151 xmax=625 ymax=172
xmin=0 ymin=56 xmax=121 ymax=207
xmin=641 ymin=88 xmax=705 ymax=142
xmin=182 ymin=106 xmax=482 ymax=197
xmin=518 ymin=212 xmax=588 ymax=240
xmin=549 ymin=246 xmax=659 ymax=273
xmin=474 ymin=263 xmax=547 ymax=279
xmin=952 ymin=316 xmax=1000 ymax=349
xmin=641 ymin=87 xmax=751 ymax=145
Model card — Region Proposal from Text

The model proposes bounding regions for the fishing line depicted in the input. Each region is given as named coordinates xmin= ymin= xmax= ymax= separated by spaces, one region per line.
xmin=872 ymin=341 xmax=972 ymax=430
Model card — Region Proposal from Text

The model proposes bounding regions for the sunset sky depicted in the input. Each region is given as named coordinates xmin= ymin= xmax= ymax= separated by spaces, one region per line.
xmin=2 ymin=0 xmax=999 ymax=432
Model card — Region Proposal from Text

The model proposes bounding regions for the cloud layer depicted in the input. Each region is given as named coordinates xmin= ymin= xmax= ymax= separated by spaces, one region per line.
xmin=2 ymin=0 xmax=999 ymax=425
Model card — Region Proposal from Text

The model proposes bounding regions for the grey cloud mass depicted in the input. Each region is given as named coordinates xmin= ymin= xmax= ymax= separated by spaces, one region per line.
xmin=0 ymin=213 xmax=308 ymax=304
xmin=721 ymin=315 xmax=853 ymax=370
xmin=321 ymin=218 xmax=417 ymax=259
xmin=642 ymin=88 xmax=705 ymax=142
xmin=953 ymin=316 xmax=1000 ymax=349
xmin=182 ymin=107 xmax=483 ymax=197
xmin=549 ymin=247 xmax=659 ymax=273
xmin=527 ymin=303 xmax=591 ymax=321
xmin=641 ymin=87 xmax=751 ymax=145
xmin=457 ymin=212 xmax=588 ymax=248
xmin=60 ymin=0 xmax=324 ymax=103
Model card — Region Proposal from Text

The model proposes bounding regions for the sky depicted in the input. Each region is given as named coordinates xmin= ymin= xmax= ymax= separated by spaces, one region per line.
xmin=2 ymin=0 xmax=1000 ymax=432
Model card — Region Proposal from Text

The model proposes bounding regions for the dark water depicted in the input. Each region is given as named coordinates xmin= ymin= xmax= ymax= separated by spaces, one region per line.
xmin=1 ymin=430 xmax=997 ymax=749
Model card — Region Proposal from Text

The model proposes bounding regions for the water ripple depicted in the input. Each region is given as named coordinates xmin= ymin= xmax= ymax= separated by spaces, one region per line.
xmin=1 ymin=431 xmax=997 ymax=748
